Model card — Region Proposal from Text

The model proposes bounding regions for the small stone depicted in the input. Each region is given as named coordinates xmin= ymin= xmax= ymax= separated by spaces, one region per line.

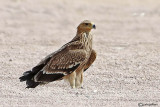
xmin=85 ymin=95 xmax=91 ymax=98
xmin=76 ymin=92 xmax=79 ymax=96
xmin=140 ymin=12 xmax=145 ymax=17
xmin=9 ymin=59 xmax=12 ymax=61
xmin=93 ymin=90 xmax=97 ymax=93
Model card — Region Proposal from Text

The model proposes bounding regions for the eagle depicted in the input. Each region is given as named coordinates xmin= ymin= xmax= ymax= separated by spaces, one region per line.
xmin=19 ymin=20 xmax=96 ymax=88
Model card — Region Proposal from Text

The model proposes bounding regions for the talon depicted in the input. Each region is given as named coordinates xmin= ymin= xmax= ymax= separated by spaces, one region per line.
xmin=71 ymin=86 xmax=75 ymax=89
xmin=80 ymin=87 xmax=84 ymax=89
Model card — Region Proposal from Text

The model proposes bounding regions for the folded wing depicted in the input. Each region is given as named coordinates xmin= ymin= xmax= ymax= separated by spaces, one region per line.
xmin=34 ymin=42 xmax=86 ymax=82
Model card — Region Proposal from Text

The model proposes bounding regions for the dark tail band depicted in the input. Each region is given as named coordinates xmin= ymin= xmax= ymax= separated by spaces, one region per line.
xmin=19 ymin=70 xmax=40 ymax=88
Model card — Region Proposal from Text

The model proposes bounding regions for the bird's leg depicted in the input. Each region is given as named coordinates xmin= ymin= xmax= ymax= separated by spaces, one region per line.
xmin=75 ymin=69 xmax=83 ymax=88
xmin=68 ymin=72 xmax=76 ymax=88
xmin=80 ymin=71 xmax=83 ymax=88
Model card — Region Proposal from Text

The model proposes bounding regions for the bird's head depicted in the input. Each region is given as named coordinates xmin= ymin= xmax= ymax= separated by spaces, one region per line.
xmin=77 ymin=20 xmax=96 ymax=33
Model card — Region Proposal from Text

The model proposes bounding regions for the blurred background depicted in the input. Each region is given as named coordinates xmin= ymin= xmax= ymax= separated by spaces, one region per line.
xmin=0 ymin=0 xmax=160 ymax=106
xmin=1 ymin=0 xmax=160 ymax=45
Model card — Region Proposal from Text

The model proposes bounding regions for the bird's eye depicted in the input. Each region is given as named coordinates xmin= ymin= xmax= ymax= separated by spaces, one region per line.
xmin=85 ymin=23 xmax=88 ymax=26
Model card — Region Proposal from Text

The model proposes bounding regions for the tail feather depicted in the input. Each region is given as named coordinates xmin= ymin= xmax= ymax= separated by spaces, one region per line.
xmin=23 ymin=71 xmax=31 ymax=76
xmin=19 ymin=70 xmax=40 ymax=88
xmin=19 ymin=71 xmax=33 ymax=82
xmin=20 ymin=55 xmax=52 ymax=88
xmin=26 ymin=79 xmax=40 ymax=88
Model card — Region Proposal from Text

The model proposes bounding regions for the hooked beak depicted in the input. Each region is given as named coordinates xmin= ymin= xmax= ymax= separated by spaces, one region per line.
xmin=92 ymin=24 xmax=96 ymax=29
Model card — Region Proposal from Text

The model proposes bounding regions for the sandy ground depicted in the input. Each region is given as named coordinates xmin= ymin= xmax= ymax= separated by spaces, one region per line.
xmin=0 ymin=0 xmax=160 ymax=107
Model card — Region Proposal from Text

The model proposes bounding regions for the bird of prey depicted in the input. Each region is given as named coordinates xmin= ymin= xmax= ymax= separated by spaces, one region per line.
xmin=19 ymin=20 xmax=96 ymax=88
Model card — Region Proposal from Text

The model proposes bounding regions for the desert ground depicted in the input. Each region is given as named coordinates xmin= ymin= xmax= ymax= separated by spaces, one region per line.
xmin=0 ymin=0 xmax=160 ymax=107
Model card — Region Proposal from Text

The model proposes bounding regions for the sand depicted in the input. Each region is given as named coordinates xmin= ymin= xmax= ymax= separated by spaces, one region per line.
xmin=0 ymin=0 xmax=160 ymax=106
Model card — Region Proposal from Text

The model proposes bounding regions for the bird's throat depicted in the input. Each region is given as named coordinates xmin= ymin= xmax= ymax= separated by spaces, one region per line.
xmin=79 ymin=32 xmax=92 ymax=51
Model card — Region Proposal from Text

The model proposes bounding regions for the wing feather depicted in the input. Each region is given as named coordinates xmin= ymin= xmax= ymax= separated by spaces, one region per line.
xmin=34 ymin=41 xmax=86 ymax=82
xmin=46 ymin=50 xmax=86 ymax=74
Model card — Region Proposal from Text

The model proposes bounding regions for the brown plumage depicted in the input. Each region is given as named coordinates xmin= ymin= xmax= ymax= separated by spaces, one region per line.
xmin=19 ymin=20 xmax=96 ymax=88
